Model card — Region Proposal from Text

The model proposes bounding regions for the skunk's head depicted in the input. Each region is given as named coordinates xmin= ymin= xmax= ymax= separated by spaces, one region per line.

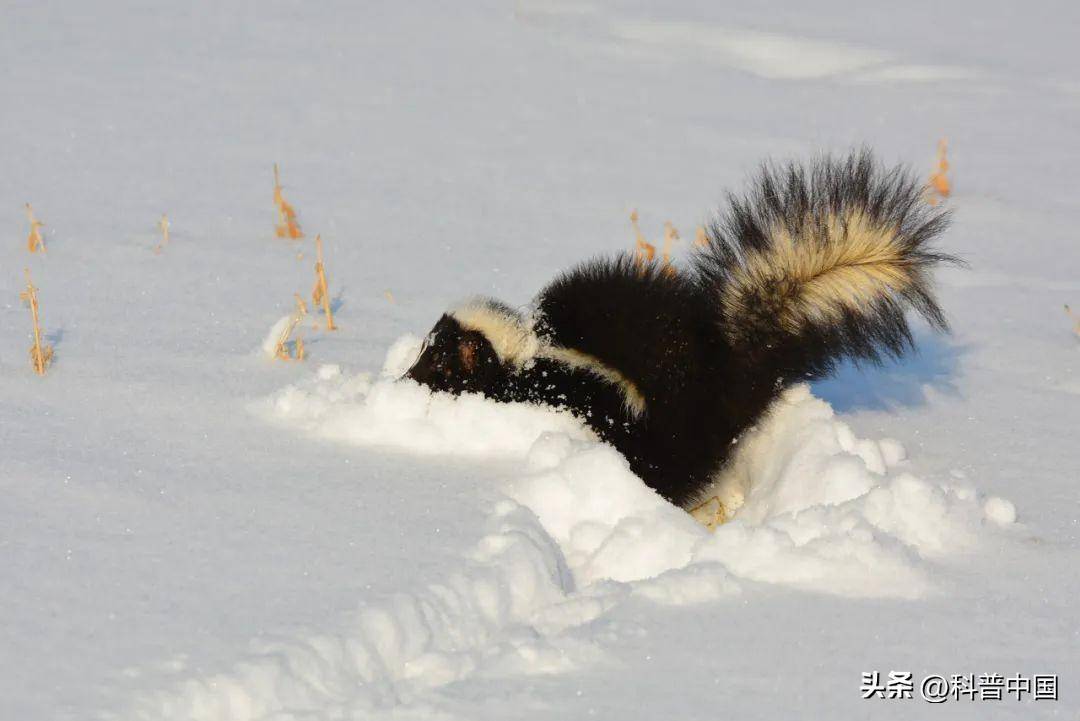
xmin=404 ymin=299 xmax=536 ymax=398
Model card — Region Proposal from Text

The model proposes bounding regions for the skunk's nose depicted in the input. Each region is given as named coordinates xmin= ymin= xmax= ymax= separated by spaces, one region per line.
xmin=403 ymin=361 xmax=431 ymax=385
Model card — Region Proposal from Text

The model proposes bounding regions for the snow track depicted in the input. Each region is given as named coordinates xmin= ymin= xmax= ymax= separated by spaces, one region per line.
xmin=117 ymin=337 xmax=1015 ymax=719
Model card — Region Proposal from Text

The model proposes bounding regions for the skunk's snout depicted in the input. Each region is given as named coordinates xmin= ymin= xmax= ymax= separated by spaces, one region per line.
xmin=403 ymin=362 xmax=428 ymax=384
xmin=403 ymin=343 xmax=453 ymax=392
xmin=401 ymin=333 xmax=436 ymax=384
xmin=401 ymin=313 xmax=505 ymax=397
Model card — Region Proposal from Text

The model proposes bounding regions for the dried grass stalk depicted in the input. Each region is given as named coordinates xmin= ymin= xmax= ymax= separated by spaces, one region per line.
xmin=19 ymin=269 xmax=53 ymax=375
xmin=630 ymin=210 xmax=656 ymax=270
xmin=25 ymin=203 xmax=45 ymax=253
xmin=311 ymin=234 xmax=336 ymax=330
xmin=927 ymin=138 xmax=951 ymax=205
xmin=154 ymin=214 xmax=170 ymax=254
xmin=273 ymin=163 xmax=304 ymax=239
xmin=274 ymin=295 xmax=309 ymax=361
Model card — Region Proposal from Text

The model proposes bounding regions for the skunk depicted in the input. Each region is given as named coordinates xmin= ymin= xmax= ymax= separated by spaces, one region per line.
xmin=404 ymin=151 xmax=957 ymax=511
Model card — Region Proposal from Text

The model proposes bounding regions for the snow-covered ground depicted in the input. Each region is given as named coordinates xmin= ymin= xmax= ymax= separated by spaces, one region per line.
xmin=2 ymin=2 xmax=1078 ymax=719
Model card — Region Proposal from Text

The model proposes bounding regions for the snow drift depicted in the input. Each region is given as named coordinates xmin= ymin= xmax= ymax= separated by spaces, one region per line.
xmin=263 ymin=334 xmax=595 ymax=457
xmin=120 ymin=336 xmax=1015 ymax=719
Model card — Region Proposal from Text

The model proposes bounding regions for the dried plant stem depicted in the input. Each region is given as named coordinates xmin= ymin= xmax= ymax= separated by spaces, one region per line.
xmin=311 ymin=234 xmax=336 ymax=330
xmin=273 ymin=315 xmax=303 ymax=360
xmin=661 ymin=221 xmax=679 ymax=273
xmin=154 ymin=214 xmax=170 ymax=254
xmin=20 ymin=269 xmax=53 ymax=375
xmin=274 ymin=295 xmax=309 ymax=361
xmin=1066 ymin=305 xmax=1080 ymax=338
xmin=26 ymin=203 xmax=45 ymax=253
xmin=927 ymin=138 xmax=951 ymax=205
xmin=273 ymin=163 xmax=303 ymax=239
xmin=630 ymin=210 xmax=655 ymax=270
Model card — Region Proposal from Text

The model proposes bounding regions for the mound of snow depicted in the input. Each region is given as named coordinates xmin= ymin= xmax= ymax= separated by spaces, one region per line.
xmin=259 ymin=335 xmax=1007 ymax=599
xmin=984 ymin=495 xmax=1017 ymax=525
xmin=126 ymin=337 xmax=1014 ymax=718
xmin=506 ymin=385 xmax=986 ymax=600
xmin=259 ymin=314 xmax=295 ymax=358
xmin=260 ymin=335 xmax=594 ymax=457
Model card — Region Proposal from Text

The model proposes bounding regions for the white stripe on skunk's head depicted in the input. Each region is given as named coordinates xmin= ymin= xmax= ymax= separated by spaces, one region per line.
xmin=404 ymin=302 xmax=518 ymax=397
xmin=448 ymin=298 xmax=539 ymax=367
xmin=405 ymin=296 xmax=647 ymax=420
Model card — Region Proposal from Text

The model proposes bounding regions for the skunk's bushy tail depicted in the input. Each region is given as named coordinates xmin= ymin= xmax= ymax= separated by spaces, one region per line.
xmin=694 ymin=150 xmax=959 ymax=378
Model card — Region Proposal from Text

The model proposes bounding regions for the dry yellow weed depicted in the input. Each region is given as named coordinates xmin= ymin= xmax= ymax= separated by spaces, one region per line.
xmin=19 ymin=268 xmax=53 ymax=375
xmin=274 ymin=295 xmax=308 ymax=361
xmin=26 ymin=203 xmax=45 ymax=253
xmin=1066 ymin=305 xmax=1080 ymax=338
xmin=661 ymin=221 xmax=680 ymax=274
xmin=154 ymin=214 xmax=170 ymax=254
xmin=630 ymin=210 xmax=656 ymax=269
xmin=927 ymin=138 xmax=951 ymax=205
xmin=273 ymin=163 xmax=304 ymax=239
xmin=311 ymin=234 xmax=336 ymax=330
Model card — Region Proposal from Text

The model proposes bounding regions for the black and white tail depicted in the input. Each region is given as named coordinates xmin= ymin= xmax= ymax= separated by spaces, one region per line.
xmin=694 ymin=150 xmax=959 ymax=378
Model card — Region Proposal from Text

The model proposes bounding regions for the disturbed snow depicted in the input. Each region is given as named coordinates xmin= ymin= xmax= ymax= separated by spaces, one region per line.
xmin=116 ymin=335 xmax=1015 ymax=719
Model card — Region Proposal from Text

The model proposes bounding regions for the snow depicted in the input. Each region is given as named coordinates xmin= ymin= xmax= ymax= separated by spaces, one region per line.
xmin=263 ymin=354 xmax=593 ymax=458
xmin=984 ymin=496 xmax=1018 ymax=526
xmin=266 ymin=339 xmax=993 ymax=597
xmin=260 ymin=314 xmax=294 ymax=358
xmin=2 ymin=1 xmax=1079 ymax=719
xmin=111 ymin=341 xmax=1012 ymax=716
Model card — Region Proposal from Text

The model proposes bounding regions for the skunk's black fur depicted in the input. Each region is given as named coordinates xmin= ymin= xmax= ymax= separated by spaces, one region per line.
xmin=405 ymin=151 xmax=958 ymax=509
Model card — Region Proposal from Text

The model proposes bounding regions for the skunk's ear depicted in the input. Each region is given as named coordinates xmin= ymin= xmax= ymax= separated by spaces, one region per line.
xmin=459 ymin=334 xmax=481 ymax=373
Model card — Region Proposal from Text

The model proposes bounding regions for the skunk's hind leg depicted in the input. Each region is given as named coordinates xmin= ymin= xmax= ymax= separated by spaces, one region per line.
xmin=683 ymin=458 xmax=751 ymax=529
xmin=688 ymin=496 xmax=729 ymax=530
